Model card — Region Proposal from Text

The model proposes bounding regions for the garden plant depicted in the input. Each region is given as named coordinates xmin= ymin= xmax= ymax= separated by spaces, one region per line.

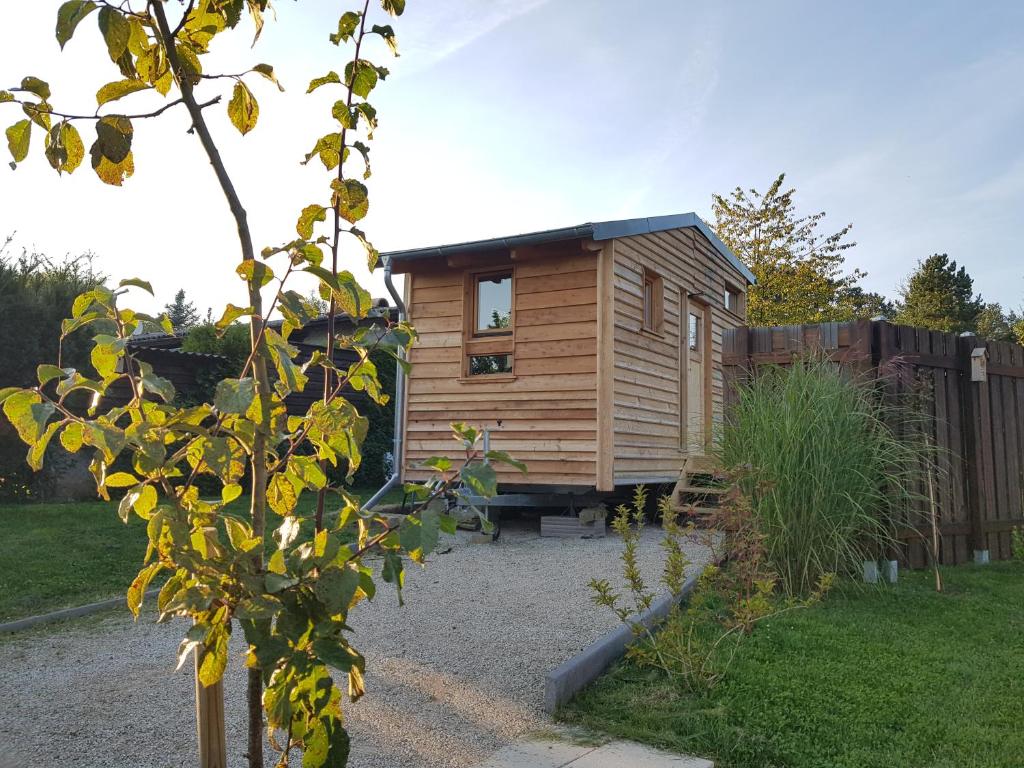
xmin=0 ymin=1 xmax=523 ymax=766
xmin=719 ymin=357 xmax=919 ymax=595
xmin=591 ymin=485 xmax=830 ymax=693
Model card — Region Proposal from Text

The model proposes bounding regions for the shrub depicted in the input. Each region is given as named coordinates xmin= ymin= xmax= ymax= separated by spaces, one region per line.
xmin=591 ymin=485 xmax=830 ymax=693
xmin=719 ymin=357 xmax=914 ymax=596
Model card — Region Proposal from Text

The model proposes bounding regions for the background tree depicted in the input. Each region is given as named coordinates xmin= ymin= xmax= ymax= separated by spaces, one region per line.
xmin=974 ymin=302 xmax=1019 ymax=342
xmin=712 ymin=173 xmax=872 ymax=325
xmin=163 ymin=288 xmax=200 ymax=330
xmin=894 ymin=254 xmax=982 ymax=333
xmin=834 ymin=285 xmax=894 ymax=321
xmin=0 ymin=237 xmax=102 ymax=500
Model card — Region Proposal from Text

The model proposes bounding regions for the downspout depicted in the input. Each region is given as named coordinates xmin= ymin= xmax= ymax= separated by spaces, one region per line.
xmin=362 ymin=254 xmax=407 ymax=511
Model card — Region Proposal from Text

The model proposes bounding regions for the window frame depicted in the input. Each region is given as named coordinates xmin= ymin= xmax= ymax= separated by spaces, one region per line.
xmin=688 ymin=311 xmax=702 ymax=351
xmin=471 ymin=269 xmax=514 ymax=337
xmin=641 ymin=267 xmax=665 ymax=335
xmin=723 ymin=282 xmax=745 ymax=318
xmin=463 ymin=266 xmax=516 ymax=379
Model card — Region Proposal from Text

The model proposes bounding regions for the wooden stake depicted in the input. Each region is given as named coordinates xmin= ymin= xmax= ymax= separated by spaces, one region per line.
xmin=925 ymin=435 xmax=943 ymax=593
xmin=195 ymin=652 xmax=228 ymax=768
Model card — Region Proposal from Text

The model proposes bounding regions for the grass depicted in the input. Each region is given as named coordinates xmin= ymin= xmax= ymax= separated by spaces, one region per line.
xmin=720 ymin=358 xmax=922 ymax=595
xmin=561 ymin=563 xmax=1024 ymax=768
xmin=0 ymin=485 xmax=403 ymax=622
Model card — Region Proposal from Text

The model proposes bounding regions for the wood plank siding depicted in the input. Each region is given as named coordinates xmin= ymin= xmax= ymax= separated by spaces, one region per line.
xmin=610 ymin=229 xmax=748 ymax=485
xmin=401 ymin=245 xmax=601 ymax=487
xmin=398 ymin=225 xmax=748 ymax=490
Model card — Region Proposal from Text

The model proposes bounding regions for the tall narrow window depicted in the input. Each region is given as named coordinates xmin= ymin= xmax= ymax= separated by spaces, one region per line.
xmin=465 ymin=269 xmax=515 ymax=377
xmin=688 ymin=312 xmax=701 ymax=351
xmin=475 ymin=273 xmax=512 ymax=334
xmin=642 ymin=268 xmax=664 ymax=333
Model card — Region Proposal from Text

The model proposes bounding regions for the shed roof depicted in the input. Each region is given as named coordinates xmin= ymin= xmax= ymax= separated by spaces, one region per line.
xmin=380 ymin=212 xmax=756 ymax=284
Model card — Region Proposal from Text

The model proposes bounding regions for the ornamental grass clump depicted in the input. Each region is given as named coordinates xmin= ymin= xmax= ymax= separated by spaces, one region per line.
xmin=719 ymin=357 xmax=915 ymax=596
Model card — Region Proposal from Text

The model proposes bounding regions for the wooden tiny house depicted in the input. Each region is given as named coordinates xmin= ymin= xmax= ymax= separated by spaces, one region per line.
xmin=385 ymin=214 xmax=755 ymax=492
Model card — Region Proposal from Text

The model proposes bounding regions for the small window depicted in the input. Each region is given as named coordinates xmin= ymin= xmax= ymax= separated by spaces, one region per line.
xmin=475 ymin=273 xmax=512 ymax=334
xmin=469 ymin=354 xmax=513 ymax=376
xmin=724 ymin=284 xmax=743 ymax=316
xmin=688 ymin=312 xmax=701 ymax=351
xmin=642 ymin=269 xmax=664 ymax=333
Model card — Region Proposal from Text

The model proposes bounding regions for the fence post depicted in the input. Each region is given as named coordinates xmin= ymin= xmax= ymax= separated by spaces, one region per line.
xmin=959 ymin=336 xmax=993 ymax=563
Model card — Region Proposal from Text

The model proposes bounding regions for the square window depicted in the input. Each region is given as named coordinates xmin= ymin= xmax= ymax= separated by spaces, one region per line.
xmin=642 ymin=269 xmax=664 ymax=333
xmin=469 ymin=354 xmax=513 ymax=376
xmin=688 ymin=312 xmax=701 ymax=351
xmin=724 ymin=284 xmax=743 ymax=315
xmin=476 ymin=273 xmax=512 ymax=334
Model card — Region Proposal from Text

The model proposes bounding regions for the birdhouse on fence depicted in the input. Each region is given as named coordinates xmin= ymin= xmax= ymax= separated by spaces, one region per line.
xmin=970 ymin=347 xmax=988 ymax=382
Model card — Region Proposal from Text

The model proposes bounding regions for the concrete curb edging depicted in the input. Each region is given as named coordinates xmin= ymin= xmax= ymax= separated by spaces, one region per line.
xmin=0 ymin=588 xmax=160 ymax=634
xmin=543 ymin=571 xmax=701 ymax=713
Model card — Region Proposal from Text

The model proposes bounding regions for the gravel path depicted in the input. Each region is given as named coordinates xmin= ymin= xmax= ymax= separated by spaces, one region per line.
xmin=0 ymin=520 xmax=712 ymax=768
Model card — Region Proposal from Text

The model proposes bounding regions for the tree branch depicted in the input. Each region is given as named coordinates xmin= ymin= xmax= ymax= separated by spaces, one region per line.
xmin=10 ymin=96 xmax=218 ymax=123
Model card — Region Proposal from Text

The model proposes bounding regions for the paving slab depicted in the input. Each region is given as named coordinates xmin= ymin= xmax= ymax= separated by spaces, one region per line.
xmin=475 ymin=739 xmax=597 ymax=767
xmin=476 ymin=738 xmax=713 ymax=768
xmin=573 ymin=740 xmax=713 ymax=767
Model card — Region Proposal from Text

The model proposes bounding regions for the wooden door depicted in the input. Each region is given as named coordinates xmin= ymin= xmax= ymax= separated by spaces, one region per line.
xmin=680 ymin=295 xmax=710 ymax=454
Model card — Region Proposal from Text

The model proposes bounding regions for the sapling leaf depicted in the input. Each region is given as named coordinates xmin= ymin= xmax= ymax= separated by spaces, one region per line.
xmin=6 ymin=120 xmax=31 ymax=166
xmin=227 ymin=81 xmax=259 ymax=135
xmin=56 ymin=0 xmax=98 ymax=50
xmin=252 ymin=63 xmax=284 ymax=91
xmin=214 ymin=378 xmax=256 ymax=414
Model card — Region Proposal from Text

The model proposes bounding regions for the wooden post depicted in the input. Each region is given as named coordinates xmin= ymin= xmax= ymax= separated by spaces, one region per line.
xmin=960 ymin=337 xmax=993 ymax=560
xmin=195 ymin=653 xmax=228 ymax=768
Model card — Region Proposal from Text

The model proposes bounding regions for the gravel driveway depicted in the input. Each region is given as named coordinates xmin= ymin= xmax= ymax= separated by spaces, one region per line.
xmin=0 ymin=520 xmax=712 ymax=768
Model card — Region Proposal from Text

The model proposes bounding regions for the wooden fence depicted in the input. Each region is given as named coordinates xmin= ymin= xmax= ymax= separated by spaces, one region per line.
xmin=722 ymin=320 xmax=1024 ymax=567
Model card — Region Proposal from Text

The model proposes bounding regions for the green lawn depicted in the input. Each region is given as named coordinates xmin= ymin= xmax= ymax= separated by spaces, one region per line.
xmin=561 ymin=563 xmax=1024 ymax=768
xmin=0 ymin=486 xmax=403 ymax=622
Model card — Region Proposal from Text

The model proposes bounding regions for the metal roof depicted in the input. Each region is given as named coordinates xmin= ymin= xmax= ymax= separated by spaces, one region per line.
xmin=380 ymin=213 xmax=756 ymax=284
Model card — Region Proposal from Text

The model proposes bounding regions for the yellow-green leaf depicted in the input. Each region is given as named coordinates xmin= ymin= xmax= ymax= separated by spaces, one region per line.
xmin=98 ymin=7 xmax=131 ymax=62
xmin=3 ymin=390 xmax=54 ymax=445
xmin=56 ymin=0 xmax=97 ymax=49
xmin=227 ymin=81 xmax=258 ymax=135
xmin=96 ymin=78 xmax=149 ymax=106
xmin=134 ymin=484 xmax=158 ymax=517
xmin=296 ymin=204 xmax=326 ymax=239
xmin=118 ymin=277 xmax=153 ymax=294
xmin=236 ymin=260 xmax=274 ymax=287
xmin=215 ymin=303 xmax=252 ymax=330
xmin=252 ymin=63 xmax=284 ymax=91
xmin=344 ymin=60 xmax=378 ymax=99
xmin=105 ymin=471 xmax=138 ymax=488
xmin=222 ymin=483 xmax=243 ymax=504
xmin=19 ymin=76 xmax=50 ymax=100
xmin=268 ymin=472 xmax=298 ymax=516
xmin=60 ymin=421 xmax=84 ymax=452
xmin=46 ymin=122 xmax=84 ymax=174
xmin=6 ymin=120 xmax=31 ymax=166
xmin=28 ymin=421 xmax=61 ymax=471
xmin=307 ymin=71 xmax=340 ymax=93
xmin=90 ymin=115 xmax=134 ymax=185
xmin=330 ymin=179 xmax=369 ymax=224
xmin=127 ymin=561 xmax=163 ymax=618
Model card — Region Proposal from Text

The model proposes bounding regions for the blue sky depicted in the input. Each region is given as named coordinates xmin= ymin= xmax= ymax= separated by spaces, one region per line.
xmin=1 ymin=0 xmax=1022 ymax=315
